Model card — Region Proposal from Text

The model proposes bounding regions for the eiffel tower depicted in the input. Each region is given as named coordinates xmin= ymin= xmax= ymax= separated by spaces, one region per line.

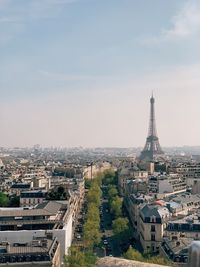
xmin=140 ymin=94 xmax=164 ymax=161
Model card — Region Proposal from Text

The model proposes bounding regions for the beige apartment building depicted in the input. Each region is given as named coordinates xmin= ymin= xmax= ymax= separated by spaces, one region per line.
xmin=139 ymin=204 xmax=171 ymax=253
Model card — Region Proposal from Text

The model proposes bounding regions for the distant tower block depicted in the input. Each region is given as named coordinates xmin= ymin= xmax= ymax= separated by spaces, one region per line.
xmin=140 ymin=94 xmax=164 ymax=161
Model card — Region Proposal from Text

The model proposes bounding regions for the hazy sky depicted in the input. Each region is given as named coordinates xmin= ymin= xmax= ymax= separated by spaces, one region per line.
xmin=0 ymin=0 xmax=200 ymax=147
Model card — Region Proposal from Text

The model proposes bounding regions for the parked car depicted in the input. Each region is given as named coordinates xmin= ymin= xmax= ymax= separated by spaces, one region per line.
xmin=76 ymin=234 xmax=81 ymax=239
xmin=103 ymin=239 xmax=108 ymax=245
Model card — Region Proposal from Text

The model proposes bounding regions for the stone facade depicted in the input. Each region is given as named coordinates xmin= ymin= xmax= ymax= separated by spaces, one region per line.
xmin=96 ymin=257 xmax=170 ymax=267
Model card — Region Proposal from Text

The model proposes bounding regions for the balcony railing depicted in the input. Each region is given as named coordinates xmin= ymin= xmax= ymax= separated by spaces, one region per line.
xmin=0 ymin=219 xmax=62 ymax=225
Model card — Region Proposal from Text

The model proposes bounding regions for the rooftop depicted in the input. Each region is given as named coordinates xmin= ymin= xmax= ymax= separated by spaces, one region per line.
xmin=10 ymin=183 xmax=31 ymax=189
xmin=168 ymin=214 xmax=200 ymax=225
xmin=0 ymin=201 xmax=67 ymax=218
xmin=140 ymin=204 xmax=170 ymax=220
xmin=162 ymin=237 xmax=192 ymax=255
xmin=0 ymin=236 xmax=59 ymax=264
xmin=170 ymin=193 xmax=200 ymax=205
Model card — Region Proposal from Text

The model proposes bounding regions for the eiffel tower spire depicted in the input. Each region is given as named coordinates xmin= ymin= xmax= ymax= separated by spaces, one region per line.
xmin=140 ymin=94 xmax=164 ymax=161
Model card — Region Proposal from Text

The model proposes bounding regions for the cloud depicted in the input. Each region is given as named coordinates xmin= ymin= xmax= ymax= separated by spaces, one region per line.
xmin=39 ymin=70 xmax=100 ymax=81
xmin=39 ymin=70 xmax=123 ymax=82
xmin=0 ymin=0 xmax=78 ymax=45
xmin=0 ymin=16 xmax=21 ymax=23
xmin=28 ymin=0 xmax=78 ymax=19
xmin=0 ymin=0 xmax=78 ymax=23
xmin=44 ymin=0 xmax=78 ymax=4
xmin=165 ymin=1 xmax=200 ymax=38
xmin=142 ymin=0 xmax=200 ymax=44
xmin=0 ymin=0 xmax=9 ymax=9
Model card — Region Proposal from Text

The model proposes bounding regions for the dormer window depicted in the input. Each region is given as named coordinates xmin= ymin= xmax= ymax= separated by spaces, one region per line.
xmin=150 ymin=215 xmax=156 ymax=223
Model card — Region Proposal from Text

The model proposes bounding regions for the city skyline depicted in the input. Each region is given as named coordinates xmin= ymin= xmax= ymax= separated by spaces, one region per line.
xmin=1 ymin=0 xmax=200 ymax=147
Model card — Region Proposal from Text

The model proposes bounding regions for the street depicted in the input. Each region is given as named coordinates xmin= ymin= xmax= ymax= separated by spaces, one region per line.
xmin=99 ymin=188 xmax=121 ymax=257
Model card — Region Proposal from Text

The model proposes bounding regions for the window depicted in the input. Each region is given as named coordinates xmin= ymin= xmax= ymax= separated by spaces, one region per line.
xmin=151 ymin=234 xmax=155 ymax=241
xmin=172 ymin=236 xmax=178 ymax=241
xmin=151 ymin=225 xmax=155 ymax=232
xmin=150 ymin=216 xmax=156 ymax=223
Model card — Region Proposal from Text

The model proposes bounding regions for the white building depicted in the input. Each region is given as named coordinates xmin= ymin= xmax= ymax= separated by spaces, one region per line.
xmin=0 ymin=201 xmax=73 ymax=261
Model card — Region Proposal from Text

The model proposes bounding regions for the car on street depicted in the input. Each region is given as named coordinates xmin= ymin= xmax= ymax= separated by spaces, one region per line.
xmin=103 ymin=239 xmax=108 ymax=245
xmin=76 ymin=234 xmax=81 ymax=240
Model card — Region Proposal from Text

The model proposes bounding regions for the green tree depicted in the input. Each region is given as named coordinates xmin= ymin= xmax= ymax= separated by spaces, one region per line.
xmin=87 ymin=203 xmax=100 ymax=223
xmin=84 ymin=251 xmax=97 ymax=267
xmin=0 ymin=192 xmax=9 ymax=207
xmin=94 ymin=172 xmax=103 ymax=186
xmin=124 ymin=247 xmax=144 ymax=262
xmin=107 ymin=186 xmax=118 ymax=200
xmin=57 ymin=186 xmax=65 ymax=194
xmin=148 ymin=256 xmax=174 ymax=266
xmin=124 ymin=247 xmax=175 ymax=266
xmin=112 ymin=217 xmax=129 ymax=235
xmin=83 ymin=176 xmax=102 ymax=248
xmin=85 ymin=179 xmax=92 ymax=189
xmin=110 ymin=196 xmax=122 ymax=218
xmin=63 ymin=247 xmax=85 ymax=267
xmin=102 ymin=169 xmax=116 ymax=185
xmin=83 ymin=220 xmax=101 ymax=247
xmin=9 ymin=196 xmax=20 ymax=207
xmin=87 ymin=185 xmax=101 ymax=207
xmin=63 ymin=246 xmax=96 ymax=267
xmin=46 ymin=186 xmax=69 ymax=200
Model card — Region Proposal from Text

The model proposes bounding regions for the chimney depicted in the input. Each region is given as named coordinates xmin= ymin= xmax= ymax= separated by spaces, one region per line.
xmin=6 ymin=242 xmax=10 ymax=253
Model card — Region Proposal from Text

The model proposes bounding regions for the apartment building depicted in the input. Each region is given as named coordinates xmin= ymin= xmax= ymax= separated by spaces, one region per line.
xmin=118 ymin=168 xmax=148 ymax=196
xmin=10 ymin=183 xmax=31 ymax=196
xmin=168 ymin=194 xmax=200 ymax=215
xmin=0 ymin=200 xmax=73 ymax=261
xmin=20 ymin=190 xmax=47 ymax=207
xmin=148 ymin=174 xmax=186 ymax=199
xmin=172 ymin=163 xmax=200 ymax=179
xmin=166 ymin=214 xmax=200 ymax=240
xmin=139 ymin=203 xmax=171 ymax=253
xmin=124 ymin=193 xmax=154 ymax=238
xmin=160 ymin=213 xmax=200 ymax=265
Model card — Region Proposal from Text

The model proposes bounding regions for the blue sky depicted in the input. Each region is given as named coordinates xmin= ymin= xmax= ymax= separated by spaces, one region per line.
xmin=0 ymin=0 xmax=200 ymax=147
